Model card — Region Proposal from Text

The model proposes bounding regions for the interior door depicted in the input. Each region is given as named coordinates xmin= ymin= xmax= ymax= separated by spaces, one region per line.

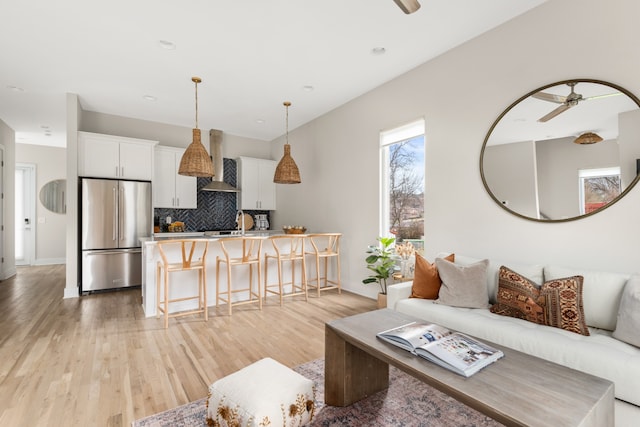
xmin=15 ymin=163 xmax=36 ymax=265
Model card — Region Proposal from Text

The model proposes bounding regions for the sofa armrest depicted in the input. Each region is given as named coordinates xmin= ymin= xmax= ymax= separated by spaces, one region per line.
xmin=387 ymin=281 xmax=412 ymax=309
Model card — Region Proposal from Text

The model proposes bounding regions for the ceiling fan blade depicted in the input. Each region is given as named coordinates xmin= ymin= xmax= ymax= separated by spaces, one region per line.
xmin=393 ymin=0 xmax=421 ymax=14
xmin=584 ymin=92 xmax=623 ymax=101
xmin=532 ymin=91 xmax=567 ymax=104
xmin=538 ymin=104 xmax=572 ymax=123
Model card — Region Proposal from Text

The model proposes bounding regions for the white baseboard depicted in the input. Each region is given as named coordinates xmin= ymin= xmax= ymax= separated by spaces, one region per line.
xmin=63 ymin=286 xmax=79 ymax=299
xmin=33 ymin=258 xmax=66 ymax=266
xmin=1 ymin=267 xmax=17 ymax=281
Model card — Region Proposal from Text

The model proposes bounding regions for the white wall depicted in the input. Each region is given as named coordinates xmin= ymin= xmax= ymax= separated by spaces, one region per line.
xmin=15 ymin=143 xmax=66 ymax=264
xmin=271 ymin=0 xmax=640 ymax=300
xmin=484 ymin=141 xmax=538 ymax=218
xmin=0 ymin=118 xmax=17 ymax=280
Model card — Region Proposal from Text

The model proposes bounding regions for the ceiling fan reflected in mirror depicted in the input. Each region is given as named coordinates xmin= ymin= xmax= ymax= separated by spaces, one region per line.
xmin=534 ymin=82 xmax=622 ymax=123
xmin=394 ymin=0 xmax=421 ymax=14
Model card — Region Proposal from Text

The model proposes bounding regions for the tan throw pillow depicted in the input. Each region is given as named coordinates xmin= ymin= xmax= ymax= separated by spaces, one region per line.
xmin=490 ymin=266 xmax=545 ymax=324
xmin=612 ymin=275 xmax=640 ymax=347
xmin=435 ymin=258 xmax=490 ymax=309
xmin=410 ymin=253 xmax=455 ymax=299
xmin=541 ymin=276 xmax=590 ymax=336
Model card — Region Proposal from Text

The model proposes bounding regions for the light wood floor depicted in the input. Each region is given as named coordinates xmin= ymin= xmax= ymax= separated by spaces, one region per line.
xmin=0 ymin=265 xmax=377 ymax=427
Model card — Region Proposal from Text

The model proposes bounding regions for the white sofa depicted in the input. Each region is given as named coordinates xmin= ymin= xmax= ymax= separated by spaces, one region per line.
xmin=387 ymin=254 xmax=640 ymax=427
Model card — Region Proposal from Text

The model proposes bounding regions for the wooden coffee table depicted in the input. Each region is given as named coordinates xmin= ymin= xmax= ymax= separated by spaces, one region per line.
xmin=325 ymin=309 xmax=614 ymax=427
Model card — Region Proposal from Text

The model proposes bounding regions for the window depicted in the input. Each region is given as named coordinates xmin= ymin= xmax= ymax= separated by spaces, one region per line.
xmin=578 ymin=167 xmax=621 ymax=214
xmin=380 ymin=119 xmax=425 ymax=246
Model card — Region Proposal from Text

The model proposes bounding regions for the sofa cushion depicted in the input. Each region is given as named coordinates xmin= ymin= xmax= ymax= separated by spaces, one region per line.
xmin=541 ymin=275 xmax=589 ymax=336
xmin=435 ymin=258 xmax=490 ymax=308
xmin=545 ymin=265 xmax=629 ymax=331
xmin=613 ymin=274 xmax=640 ymax=348
xmin=410 ymin=253 xmax=455 ymax=299
xmin=490 ymin=266 xmax=545 ymax=324
xmin=445 ymin=254 xmax=543 ymax=304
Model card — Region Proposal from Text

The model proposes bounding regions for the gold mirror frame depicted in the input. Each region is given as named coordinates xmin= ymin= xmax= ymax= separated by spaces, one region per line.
xmin=480 ymin=79 xmax=640 ymax=222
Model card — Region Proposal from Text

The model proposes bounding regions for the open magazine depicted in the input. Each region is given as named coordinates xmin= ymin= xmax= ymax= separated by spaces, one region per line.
xmin=377 ymin=322 xmax=504 ymax=377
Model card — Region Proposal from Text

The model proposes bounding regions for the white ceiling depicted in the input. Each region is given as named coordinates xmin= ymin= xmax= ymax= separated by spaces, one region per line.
xmin=0 ymin=0 xmax=546 ymax=148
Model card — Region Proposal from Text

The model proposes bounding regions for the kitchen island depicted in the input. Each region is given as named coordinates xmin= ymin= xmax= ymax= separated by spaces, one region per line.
xmin=140 ymin=231 xmax=307 ymax=317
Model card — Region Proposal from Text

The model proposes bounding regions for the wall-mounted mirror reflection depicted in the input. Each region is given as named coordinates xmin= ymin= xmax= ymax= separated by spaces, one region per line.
xmin=39 ymin=179 xmax=66 ymax=214
xmin=481 ymin=79 xmax=640 ymax=222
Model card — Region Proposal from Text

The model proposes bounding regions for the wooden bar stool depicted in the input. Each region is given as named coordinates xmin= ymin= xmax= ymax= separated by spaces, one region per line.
xmin=264 ymin=235 xmax=308 ymax=306
xmin=156 ymin=239 xmax=209 ymax=329
xmin=216 ymin=236 xmax=264 ymax=316
xmin=305 ymin=233 xmax=342 ymax=297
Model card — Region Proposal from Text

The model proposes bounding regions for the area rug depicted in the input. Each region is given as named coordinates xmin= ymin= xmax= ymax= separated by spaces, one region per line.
xmin=133 ymin=359 xmax=504 ymax=426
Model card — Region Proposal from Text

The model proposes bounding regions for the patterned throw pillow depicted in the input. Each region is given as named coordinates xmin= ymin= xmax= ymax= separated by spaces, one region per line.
xmin=490 ymin=266 xmax=545 ymax=324
xmin=541 ymin=276 xmax=590 ymax=336
xmin=410 ymin=253 xmax=455 ymax=299
xmin=490 ymin=266 xmax=590 ymax=336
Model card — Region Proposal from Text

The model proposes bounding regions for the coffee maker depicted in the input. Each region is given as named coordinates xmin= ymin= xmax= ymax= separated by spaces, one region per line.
xmin=255 ymin=214 xmax=269 ymax=230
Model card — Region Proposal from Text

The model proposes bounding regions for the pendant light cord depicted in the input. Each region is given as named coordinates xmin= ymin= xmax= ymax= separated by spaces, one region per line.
xmin=194 ymin=79 xmax=199 ymax=129
xmin=283 ymin=101 xmax=291 ymax=145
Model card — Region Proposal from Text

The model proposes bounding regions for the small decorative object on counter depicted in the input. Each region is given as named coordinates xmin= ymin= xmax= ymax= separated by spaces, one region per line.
xmin=283 ymin=225 xmax=306 ymax=234
xmin=168 ymin=221 xmax=185 ymax=232
xmin=395 ymin=241 xmax=416 ymax=279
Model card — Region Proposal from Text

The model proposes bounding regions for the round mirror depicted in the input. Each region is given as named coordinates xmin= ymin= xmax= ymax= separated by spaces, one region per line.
xmin=481 ymin=79 xmax=640 ymax=222
xmin=39 ymin=179 xmax=66 ymax=214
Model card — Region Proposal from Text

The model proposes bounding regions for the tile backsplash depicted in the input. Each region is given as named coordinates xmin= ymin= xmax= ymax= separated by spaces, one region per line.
xmin=154 ymin=158 xmax=270 ymax=232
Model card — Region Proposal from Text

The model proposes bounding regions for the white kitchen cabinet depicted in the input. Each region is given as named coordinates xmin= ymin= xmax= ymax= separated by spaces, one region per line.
xmin=154 ymin=146 xmax=197 ymax=209
xmin=78 ymin=131 xmax=157 ymax=180
xmin=237 ymin=157 xmax=277 ymax=210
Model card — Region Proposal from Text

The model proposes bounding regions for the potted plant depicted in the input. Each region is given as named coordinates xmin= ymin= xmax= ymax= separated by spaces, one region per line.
xmin=363 ymin=236 xmax=397 ymax=308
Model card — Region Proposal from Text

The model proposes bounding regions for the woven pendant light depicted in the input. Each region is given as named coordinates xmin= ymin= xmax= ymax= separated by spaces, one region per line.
xmin=273 ymin=101 xmax=301 ymax=184
xmin=574 ymin=132 xmax=603 ymax=145
xmin=178 ymin=77 xmax=214 ymax=177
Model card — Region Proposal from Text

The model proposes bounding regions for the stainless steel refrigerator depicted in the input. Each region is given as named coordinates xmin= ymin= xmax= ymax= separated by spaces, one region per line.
xmin=81 ymin=178 xmax=151 ymax=292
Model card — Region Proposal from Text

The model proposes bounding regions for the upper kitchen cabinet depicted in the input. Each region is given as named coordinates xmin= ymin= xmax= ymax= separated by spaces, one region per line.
xmin=154 ymin=146 xmax=197 ymax=209
xmin=237 ymin=156 xmax=276 ymax=210
xmin=78 ymin=131 xmax=157 ymax=181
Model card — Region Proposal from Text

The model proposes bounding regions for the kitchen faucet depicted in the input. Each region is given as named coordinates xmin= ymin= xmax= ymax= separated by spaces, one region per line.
xmin=235 ymin=210 xmax=245 ymax=236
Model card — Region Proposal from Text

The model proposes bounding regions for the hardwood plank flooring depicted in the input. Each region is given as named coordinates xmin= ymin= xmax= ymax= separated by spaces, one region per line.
xmin=0 ymin=265 xmax=377 ymax=426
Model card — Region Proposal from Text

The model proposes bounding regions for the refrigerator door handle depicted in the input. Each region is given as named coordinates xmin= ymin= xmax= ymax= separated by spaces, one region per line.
xmin=112 ymin=187 xmax=117 ymax=241
xmin=119 ymin=188 xmax=125 ymax=241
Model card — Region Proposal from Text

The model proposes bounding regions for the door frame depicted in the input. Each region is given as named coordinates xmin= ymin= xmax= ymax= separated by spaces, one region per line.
xmin=15 ymin=162 xmax=36 ymax=266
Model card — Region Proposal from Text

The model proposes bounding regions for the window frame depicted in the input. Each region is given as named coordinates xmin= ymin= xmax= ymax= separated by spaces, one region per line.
xmin=379 ymin=118 xmax=425 ymax=239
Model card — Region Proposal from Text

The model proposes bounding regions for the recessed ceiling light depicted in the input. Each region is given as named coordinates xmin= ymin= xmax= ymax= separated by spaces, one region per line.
xmin=371 ymin=47 xmax=386 ymax=55
xmin=302 ymin=85 xmax=314 ymax=92
xmin=143 ymin=95 xmax=157 ymax=101
xmin=256 ymin=119 xmax=265 ymax=124
xmin=158 ymin=40 xmax=176 ymax=50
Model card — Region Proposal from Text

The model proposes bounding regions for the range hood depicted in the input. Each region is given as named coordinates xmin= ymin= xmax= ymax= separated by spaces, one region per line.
xmin=201 ymin=129 xmax=239 ymax=192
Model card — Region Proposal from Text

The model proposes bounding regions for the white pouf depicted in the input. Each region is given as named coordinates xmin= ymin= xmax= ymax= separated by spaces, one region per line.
xmin=206 ymin=358 xmax=316 ymax=427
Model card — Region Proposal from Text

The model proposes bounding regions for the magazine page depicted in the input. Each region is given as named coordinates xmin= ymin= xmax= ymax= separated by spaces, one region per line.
xmin=417 ymin=333 xmax=504 ymax=377
xmin=377 ymin=322 xmax=451 ymax=352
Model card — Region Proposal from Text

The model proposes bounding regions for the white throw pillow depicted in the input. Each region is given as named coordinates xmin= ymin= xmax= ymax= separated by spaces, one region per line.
xmin=613 ymin=275 xmax=640 ymax=348
xmin=435 ymin=258 xmax=490 ymax=309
